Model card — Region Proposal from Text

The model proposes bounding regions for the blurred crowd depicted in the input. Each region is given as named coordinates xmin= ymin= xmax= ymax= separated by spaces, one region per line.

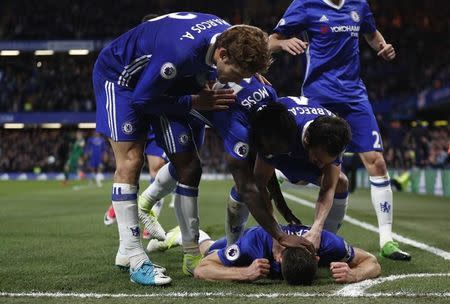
xmin=0 ymin=54 xmax=95 ymax=112
xmin=1 ymin=125 xmax=449 ymax=173
xmin=382 ymin=122 xmax=450 ymax=169
xmin=0 ymin=0 xmax=448 ymax=111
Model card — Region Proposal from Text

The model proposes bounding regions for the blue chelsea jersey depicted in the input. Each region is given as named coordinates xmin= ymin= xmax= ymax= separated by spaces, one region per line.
xmin=94 ymin=12 xmax=230 ymax=114
xmin=217 ymin=225 xmax=355 ymax=274
xmin=273 ymin=0 xmax=377 ymax=104
xmin=262 ymin=96 xmax=341 ymax=174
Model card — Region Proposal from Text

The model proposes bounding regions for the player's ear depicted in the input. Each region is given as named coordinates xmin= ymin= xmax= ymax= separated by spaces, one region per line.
xmin=218 ymin=48 xmax=229 ymax=62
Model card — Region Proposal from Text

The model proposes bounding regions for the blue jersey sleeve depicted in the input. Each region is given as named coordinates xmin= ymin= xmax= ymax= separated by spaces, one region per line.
xmin=273 ymin=0 xmax=309 ymax=37
xmin=318 ymin=230 xmax=355 ymax=266
xmin=217 ymin=229 xmax=263 ymax=267
xmin=360 ymin=1 xmax=377 ymax=34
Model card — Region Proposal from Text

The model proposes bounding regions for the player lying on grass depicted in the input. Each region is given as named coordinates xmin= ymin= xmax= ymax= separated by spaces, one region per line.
xmin=148 ymin=225 xmax=381 ymax=284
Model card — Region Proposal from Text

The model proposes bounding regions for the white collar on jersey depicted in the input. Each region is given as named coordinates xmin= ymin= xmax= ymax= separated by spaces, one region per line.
xmin=323 ymin=0 xmax=346 ymax=10
xmin=205 ymin=33 xmax=220 ymax=67
xmin=301 ymin=120 xmax=314 ymax=148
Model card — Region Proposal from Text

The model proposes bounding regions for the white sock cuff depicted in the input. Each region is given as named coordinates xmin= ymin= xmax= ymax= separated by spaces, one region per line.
xmin=198 ymin=230 xmax=211 ymax=244
xmin=369 ymin=175 xmax=391 ymax=187
xmin=112 ymin=183 xmax=138 ymax=194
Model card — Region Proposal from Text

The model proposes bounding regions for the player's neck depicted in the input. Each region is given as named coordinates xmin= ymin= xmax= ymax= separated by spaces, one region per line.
xmin=331 ymin=0 xmax=342 ymax=5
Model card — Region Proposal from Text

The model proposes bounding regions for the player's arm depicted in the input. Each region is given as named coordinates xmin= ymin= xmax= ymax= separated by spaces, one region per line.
xmin=254 ymin=155 xmax=314 ymax=252
xmin=361 ymin=1 xmax=395 ymax=61
xmin=268 ymin=33 xmax=308 ymax=55
xmin=363 ymin=30 xmax=396 ymax=61
xmin=330 ymin=248 xmax=381 ymax=283
xmin=132 ymin=54 xmax=235 ymax=115
xmin=269 ymin=0 xmax=309 ymax=55
xmin=305 ymin=164 xmax=340 ymax=250
xmin=194 ymin=251 xmax=270 ymax=282
xmin=267 ymin=173 xmax=302 ymax=225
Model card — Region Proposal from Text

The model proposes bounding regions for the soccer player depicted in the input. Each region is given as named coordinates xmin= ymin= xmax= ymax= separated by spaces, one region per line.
xmin=63 ymin=131 xmax=85 ymax=185
xmin=192 ymin=224 xmax=381 ymax=284
xmin=250 ymin=98 xmax=351 ymax=251
xmin=93 ymin=12 xmax=271 ymax=285
xmin=84 ymin=132 xmax=107 ymax=187
xmin=269 ymin=0 xmax=410 ymax=260
xmin=138 ymin=77 xmax=315 ymax=276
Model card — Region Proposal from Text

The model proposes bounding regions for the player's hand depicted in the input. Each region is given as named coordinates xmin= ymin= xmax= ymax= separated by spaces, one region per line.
xmin=242 ymin=258 xmax=271 ymax=281
xmin=303 ymin=229 xmax=322 ymax=253
xmin=330 ymin=262 xmax=357 ymax=283
xmin=377 ymin=42 xmax=395 ymax=61
xmin=278 ymin=233 xmax=315 ymax=255
xmin=191 ymin=87 xmax=236 ymax=111
xmin=279 ymin=38 xmax=308 ymax=55
xmin=255 ymin=73 xmax=272 ymax=86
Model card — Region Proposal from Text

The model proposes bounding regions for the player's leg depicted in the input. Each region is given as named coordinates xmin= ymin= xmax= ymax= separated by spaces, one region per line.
xmin=359 ymin=151 xmax=410 ymax=260
xmin=150 ymin=115 xmax=205 ymax=275
xmin=104 ymin=204 xmax=116 ymax=226
xmin=323 ymin=171 xmax=349 ymax=234
xmin=94 ymin=73 xmax=171 ymax=285
xmin=139 ymin=134 xmax=169 ymax=216
xmin=327 ymin=101 xmax=410 ymax=261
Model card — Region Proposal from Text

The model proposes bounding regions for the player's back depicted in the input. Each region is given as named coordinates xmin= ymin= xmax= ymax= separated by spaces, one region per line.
xmin=94 ymin=12 xmax=230 ymax=87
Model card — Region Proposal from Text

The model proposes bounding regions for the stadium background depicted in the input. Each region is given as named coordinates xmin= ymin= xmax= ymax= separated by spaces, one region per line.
xmin=0 ymin=1 xmax=449 ymax=303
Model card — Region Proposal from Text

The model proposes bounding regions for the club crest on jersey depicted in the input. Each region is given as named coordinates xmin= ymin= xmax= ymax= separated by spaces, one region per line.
xmin=160 ymin=62 xmax=177 ymax=79
xmin=122 ymin=122 xmax=135 ymax=135
xmin=276 ymin=18 xmax=286 ymax=28
xmin=225 ymin=244 xmax=240 ymax=261
xmin=350 ymin=11 xmax=360 ymax=22
xmin=233 ymin=142 xmax=249 ymax=158
xmin=178 ymin=133 xmax=190 ymax=145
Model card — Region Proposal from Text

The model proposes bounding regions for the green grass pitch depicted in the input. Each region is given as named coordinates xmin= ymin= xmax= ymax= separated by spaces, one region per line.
xmin=0 ymin=180 xmax=449 ymax=304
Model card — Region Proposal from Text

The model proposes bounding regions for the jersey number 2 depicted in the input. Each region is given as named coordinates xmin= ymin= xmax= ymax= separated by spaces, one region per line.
xmin=372 ymin=131 xmax=382 ymax=149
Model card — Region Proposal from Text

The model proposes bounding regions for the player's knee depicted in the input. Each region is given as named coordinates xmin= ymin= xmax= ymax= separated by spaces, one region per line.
xmin=336 ymin=173 xmax=349 ymax=193
xmin=176 ymin=158 xmax=202 ymax=186
xmin=370 ymin=154 xmax=388 ymax=176
xmin=363 ymin=152 xmax=387 ymax=176
xmin=115 ymin=155 xmax=144 ymax=182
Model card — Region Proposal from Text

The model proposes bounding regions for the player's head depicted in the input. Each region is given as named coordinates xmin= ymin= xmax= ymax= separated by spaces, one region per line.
xmin=303 ymin=115 xmax=351 ymax=168
xmin=214 ymin=25 xmax=271 ymax=83
xmin=281 ymin=247 xmax=318 ymax=285
xmin=249 ymin=101 xmax=298 ymax=156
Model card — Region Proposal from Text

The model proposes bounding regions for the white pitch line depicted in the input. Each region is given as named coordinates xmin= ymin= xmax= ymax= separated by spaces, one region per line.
xmin=282 ymin=192 xmax=450 ymax=260
xmin=335 ymin=273 xmax=450 ymax=297
xmin=1 ymin=290 xmax=449 ymax=299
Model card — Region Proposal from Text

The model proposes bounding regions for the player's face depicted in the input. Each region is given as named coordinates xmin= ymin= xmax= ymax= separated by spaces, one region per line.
xmin=307 ymin=147 xmax=337 ymax=169
xmin=216 ymin=61 xmax=250 ymax=83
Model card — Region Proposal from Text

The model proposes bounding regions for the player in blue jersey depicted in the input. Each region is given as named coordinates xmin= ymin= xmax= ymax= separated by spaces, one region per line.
xmin=137 ymin=77 xmax=315 ymax=276
xmin=83 ymin=132 xmax=107 ymax=188
xmin=93 ymin=12 xmax=272 ymax=285
xmin=269 ymin=0 xmax=409 ymax=261
xmin=192 ymin=224 xmax=380 ymax=284
xmin=250 ymin=98 xmax=352 ymax=252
